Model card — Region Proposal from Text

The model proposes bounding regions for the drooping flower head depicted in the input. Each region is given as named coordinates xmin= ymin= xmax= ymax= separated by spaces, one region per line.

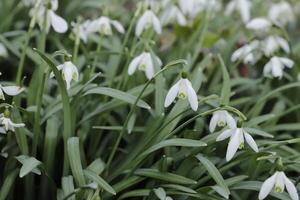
xmin=246 ymin=18 xmax=272 ymax=34
xmin=0 ymin=109 xmax=25 ymax=132
xmin=268 ymin=2 xmax=295 ymax=27
xmin=0 ymin=72 xmax=25 ymax=100
xmin=225 ymin=0 xmax=252 ymax=23
xmin=88 ymin=16 xmax=125 ymax=36
xmin=263 ymin=56 xmax=294 ymax=79
xmin=262 ymin=36 xmax=290 ymax=57
xmin=231 ymin=40 xmax=260 ymax=64
xmin=209 ymin=110 xmax=236 ymax=133
xmin=160 ymin=4 xmax=187 ymax=26
xmin=135 ymin=10 xmax=162 ymax=36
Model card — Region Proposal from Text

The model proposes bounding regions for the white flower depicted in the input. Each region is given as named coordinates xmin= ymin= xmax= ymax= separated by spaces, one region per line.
xmin=128 ymin=52 xmax=162 ymax=80
xmin=231 ymin=40 xmax=260 ymax=64
xmin=88 ymin=17 xmax=125 ymax=36
xmin=161 ymin=5 xmax=187 ymax=26
xmin=246 ymin=18 xmax=272 ymax=33
xmin=34 ymin=0 xmax=68 ymax=33
xmin=0 ymin=126 xmax=6 ymax=134
xmin=164 ymin=78 xmax=198 ymax=111
xmin=179 ymin=0 xmax=202 ymax=19
xmin=0 ymin=84 xmax=24 ymax=100
xmin=0 ymin=115 xmax=25 ymax=132
xmin=262 ymin=36 xmax=290 ymax=57
xmin=263 ymin=56 xmax=294 ymax=79
xmin=71 ymin=20 xmax=93 ymax=43
xmin=136 ymin=10 xmax=162 ymax=36
xmin=50 ymin=61 xmax=79 ymax=90
xmin=209 ymin=110 xmax=236 ymax=133
xmin=268 ymin=2 xmax=294 ymax=27
xmin=225 ymin=0 xmax=251 ymax=23
xmin=216 ymin=127 xmax=258 ymax=161
xmin=259 ymin=171 xmax=299 ymax=200
xmin=0 ymin=43 xmax=8 ymax=57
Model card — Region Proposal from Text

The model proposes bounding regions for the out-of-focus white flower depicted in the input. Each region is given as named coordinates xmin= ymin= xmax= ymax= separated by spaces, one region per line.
xmin=268 ymin=2 xmax=294 ymax=27
xmin=88 ymin=17 xmax=125 ymax=36
xmin=263 ymin=56 xmax=294 ymax=79
xmin=136 ymin=10 xmax=162 ymax=36
xmin=33 ymin=0 xmax=68 ymax=33
xmin=0 ymin=126 xmax=6 ymax=134
xmin=0 ymin=114 xmax=25 ymax=132
xmin=225 ymin=0 xmax=251 ymax=23
xmin=209 ymin=110 xmax=236 ymax=133
xmin=0 ymin=81 xmax=24 ymax=100
xmin=161 ymin=5 xmax=187 ymax=26
xmin=246 ymin=18 xmax=272 ymax=33
xmin=259 ymin=171 xmax=299 ymax=200
xmin=217 ymin=127 xmax=258 ymax=161
xmin=71 ymin=20 xmax=93 ymax=43
xmin=128 ymin=52 xmax=162 ymax=80
xmin=50 ymin=61 xmax=79 ymax=90
xmin=179 ymin=0 xmax=202 ymax=19
xmin=0 ymin=43 xmax=8 ymax=57
xmin=262 ymin=36 xmax=290 ymax=56
xmin=164 ymin=77 xmax=198 ymax=111
xmin=231 ymin=40 xmax=260 ymax=64
xmin=23 ymin=0 xmax=36 ymax=7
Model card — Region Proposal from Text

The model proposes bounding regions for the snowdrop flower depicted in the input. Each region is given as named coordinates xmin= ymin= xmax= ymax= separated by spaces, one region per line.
xmin=0 ymin=126 xmax=6 ymax=134
xmin=136 ymin=10 xmax=162 ymax=36
xmin=50 ymin=61 xmax=79 ymax=90
xmin=179 ymin=0 xmax=202 ymax=19
xmin=160 ymin=5 xmax=187 ymax=26
xmin=209 ymin=110 xmax=236 ymax=133
xmin=268 ymin=2 xmax=294 ymax=27
xmin=34 ymin=0 xmax=68 ymax=33
xmin=263 ymin=56 xmax=294 ymax=79
xmin=128 ymin=52 xmax=162 ymax=80
xmin=0 ymin=43 xmax=8 ymax=57
xmin=0 ymin=114 xmax=25 ymax=132
xmin=71 ymin=20 xmax=93 ymax=43
xmin=225 ymin=0 xmax=251 ymax=23
xmin=216 ymin=127 xmax=258 ymax=161
xmin=246 ymin=18 xmax=272 ymax=33
xmin=231 ymin=40 xmax=260 ymax=64
xmin=164 ymin=76 xmax=198 ymax=111
xmin=88 ymin=17 xmax=124 ymax=36
xmin=0 ymin=82 xmax=24 ymax=100
xmin=262 ymin=36 xmax=290 ymax=56
xmin=259 ymin=171 xmax=299 ymax=200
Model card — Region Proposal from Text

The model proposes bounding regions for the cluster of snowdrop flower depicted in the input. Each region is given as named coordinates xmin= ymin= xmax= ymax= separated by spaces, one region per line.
xmin=230 ymin=1 xmax=295 ymax=79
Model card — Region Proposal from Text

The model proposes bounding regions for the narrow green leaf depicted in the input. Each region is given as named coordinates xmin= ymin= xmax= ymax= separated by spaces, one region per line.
xmin=245 ymin=114 xmax=275 ymax=127
xmin=218 ymin=54 xmax=231 ymax=106
xmin=86 ymin=158 xmax=105 ymax=175
xmin=119 ymin=189 xmax=151 ymax=199
xmin=161 ymin=184 xmax=197 ymax=194
xmin=62 ymin=176 xmax=75 ymax=200
xmin=0 ymin=169 xmax=18 ymax=200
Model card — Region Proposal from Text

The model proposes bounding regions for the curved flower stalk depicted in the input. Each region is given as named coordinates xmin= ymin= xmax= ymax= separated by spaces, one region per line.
xmin=263 ymin=56 xmax=294 ymax=79
xmin=32 ymin=0 xmax=68 ymax=33
xmin=0 ymin=114 xmax=25 ymax=132
xmin=135 ymin=10 xmax=162 ymax=36
xmin=262 ymin=36 xmax=290 ymax=57
xmin=88 ymin=16 xmax=125 ymax=36
xmin=50 ymin=60 xmax=79 ymax=90
xmin=225 ymin=0 xmax=252 ymax=23
xmin=128 ymin=52 xmax=162 ymax=80
xmin=231 ymin=40 xmax=260 ymax=64
xmin=246 ymin=18 xmax=272 ymax=34
xmin=0 ymin=43 xmax=8 ymax=58
xmin=160 ymin=4 xmax=187 ymax=26
xmin=209 ymin=110 xmax=236 ymax=133
xmin=259 ymin=171 xmax=299 ymax=200
xmin=268 ymin=2 xmax=295 ymax=27
xmin=217 ymin=127 xmax=258 ymax=161
xmin=164 ymin=77 xmax=198 ymax=111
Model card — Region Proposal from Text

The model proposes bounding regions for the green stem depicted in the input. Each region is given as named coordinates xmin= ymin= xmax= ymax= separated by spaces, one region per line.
xmin=73 ymin=24 xmax=80 ymax=64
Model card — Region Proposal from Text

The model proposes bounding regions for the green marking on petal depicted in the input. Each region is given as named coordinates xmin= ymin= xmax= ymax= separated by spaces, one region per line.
xmin=274 ymin=185 xmax=283 ymax=193
xmin=178 ymin=91 xmax=186 ymax=99
xmin=238 ymin=142 xmax=244 ymax=149
xmin=218 ymin=120 xmax=225 ymax=127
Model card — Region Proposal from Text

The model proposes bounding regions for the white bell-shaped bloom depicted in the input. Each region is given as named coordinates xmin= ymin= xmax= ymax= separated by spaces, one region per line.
xmin=161 ymin=5 xmax=187 ymax=26
xmin=0 ymin=114 xmax=25 ymax=132
xmin=179 ymin=0 xmax=202 ymax=19
xmin=0 ymin=43 xmax=8 ymax=57
xmin=225 ymin=0 xmax=252 ymax=23
xmin=246 ymin=18 xmax=272 ymax=33
xmin=263 ymin=56 xmax=294 ymax=79
xmin=88 ymin=17 xmax=125 ymax=36
xmin=262 ymin=36 xmax=290 ymax=57
xmin=216 ymin=127 xmax=258 ymax=161
xmin=259 ymin=171 xmax=299 ymax=200
xmin=128 ymin=52 xmax=162 ymax=80
xmin=231 ymin=40 xmax=260 ymax=64
xmin=71 ymin=20 xmax=94 ymax=43
xmin=268 ymin=2 xmax=294 ymax=27
xmin=34 ymin=0 xmax=68 ymax=33
xmin=164 ymin=78 xmax=198 ymax=111
xmin=136 ymin=10 xmax=162 ymax=36
xmin=209 ymin=110 xmax=236 ymax=133
xmin=51 ymin=61 xmax=79 ymax=90
xmin=0 ymin=84 xmax=24 ymax=100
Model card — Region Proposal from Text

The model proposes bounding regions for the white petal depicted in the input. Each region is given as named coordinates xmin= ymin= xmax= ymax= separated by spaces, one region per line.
xmin=283 ymin=173 xmax=299 ymax=200
xmin=111 ymin=20 xmax=125 ymax=34
xmin=68 ymin=62 xmax=79 ymax=81
xmin=280 ymin=57 xmax=294 ymax=68
xmin=2 ymin=86 xmax=24 ymax=96
xmin=259 ymin=173 xmax=277 ymax=200
xmin=176 ymin=11 xmax=187 ymax=26
xmin=226 ymin=129 xmax=241 ymax=161
xmin=50 ymin=11 xmax=68 ymax=33
xmin=135 ymin=13 xmax=147 ymax=36
xmin=0 ymin=127 xmax=6 ymax=134
xmin=276 ymin=172 xmax=285 ymax=192
xmin=276 ymin=37 xmax=290 ymax=53
xmin=225 ymin=112 xmax=237 ymax=129
xmin=62 ymin=62 xmax=74 ymax=90
xmin=244 ymin=132 xmax=258 ymax=152
xmin=128 ymin=54 xmax=143 ymax=75
xmin=151 ymin=13 xmax=162 ymax=35
xmin=209 ymin=113 xmax=219 ymax=133
xmin=164 ymin=81 xmax=180 ymax=107
xmin=144 ymin=54 xmax=155 ymax=80
xmin=216 ymin=129 xmax=234 ymax=141
xmin=185 ymin=80 xmax=198 ymax=111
